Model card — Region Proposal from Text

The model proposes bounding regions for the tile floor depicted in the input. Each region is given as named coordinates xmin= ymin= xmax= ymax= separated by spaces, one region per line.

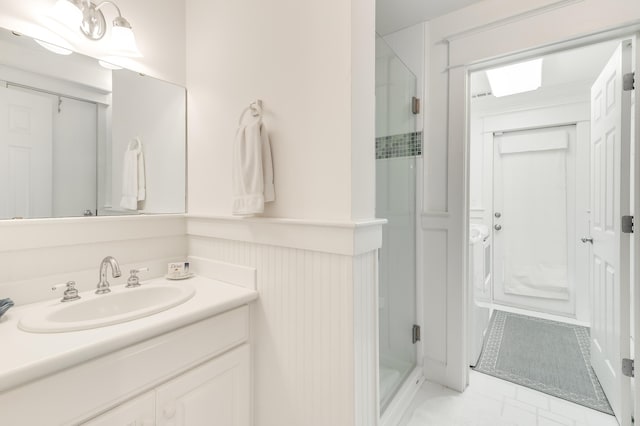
xmin=398 ymin=370 xmax=618 ymax=426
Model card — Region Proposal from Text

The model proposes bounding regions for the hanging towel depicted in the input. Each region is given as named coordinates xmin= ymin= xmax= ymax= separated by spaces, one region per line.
xmin=120 ymin=137 xmax=146 ymax=210
xmin=232 ymin=119 xmax=275 ymax=215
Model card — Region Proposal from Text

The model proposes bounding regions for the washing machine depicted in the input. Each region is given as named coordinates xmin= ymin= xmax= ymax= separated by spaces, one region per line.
xmin=468 ymin=223 xmax=491 ymax=367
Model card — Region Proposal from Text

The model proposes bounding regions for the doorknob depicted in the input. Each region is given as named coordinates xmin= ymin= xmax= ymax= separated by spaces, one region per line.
xmin=494 ymin=212 xmax=502 ymax=218
xmin=581 ymin=237 xmax=593 ymax=244
xmin=494 ymin=224 xmax=502 ymax=231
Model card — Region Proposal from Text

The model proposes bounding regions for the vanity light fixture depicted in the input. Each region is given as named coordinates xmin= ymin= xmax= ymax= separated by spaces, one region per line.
xmin=52 ymin=0 xmax=142 ymax=57
xmin=486 ymin=58 xmax=543 ymax=97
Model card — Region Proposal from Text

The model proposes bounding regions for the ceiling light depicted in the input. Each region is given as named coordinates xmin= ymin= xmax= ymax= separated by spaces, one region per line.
xmin=50 ymin=0 xmax=142 ymax=57
xmin=486 ymin=58 xmax=543 ymax=97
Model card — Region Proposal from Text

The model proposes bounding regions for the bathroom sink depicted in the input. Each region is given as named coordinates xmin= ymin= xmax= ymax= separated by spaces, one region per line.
xmin=19 ymin=283 xmax=195 ymax=333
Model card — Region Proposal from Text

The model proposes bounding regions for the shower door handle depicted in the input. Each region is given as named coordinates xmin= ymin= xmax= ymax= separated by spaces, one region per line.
xmin=494 ymin=224 xmax=502 ymax=231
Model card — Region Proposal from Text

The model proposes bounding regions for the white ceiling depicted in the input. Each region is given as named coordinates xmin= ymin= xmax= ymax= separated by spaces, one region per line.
xmin=376 ymin=0 xmax=486 ymax=35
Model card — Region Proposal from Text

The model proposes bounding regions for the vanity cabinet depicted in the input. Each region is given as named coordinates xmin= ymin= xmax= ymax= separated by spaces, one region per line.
xmin=2 ymin=304 xmax=253 ymax=426
xmin=84 ymin=344 xmax=250 ymax=426
xmin=83 ymin=392 xmax=155 ymax=426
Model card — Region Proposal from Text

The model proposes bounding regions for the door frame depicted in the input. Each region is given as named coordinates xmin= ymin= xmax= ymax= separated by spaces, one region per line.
xmin=462 ymin=29 xmax=640 ymax=426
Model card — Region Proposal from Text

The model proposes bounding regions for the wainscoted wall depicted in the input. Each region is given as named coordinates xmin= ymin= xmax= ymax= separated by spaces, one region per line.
xmin=0 ymin=215 xmax=187 ymax=305
xmin=186 ymin=216 xmax=381 ymax=426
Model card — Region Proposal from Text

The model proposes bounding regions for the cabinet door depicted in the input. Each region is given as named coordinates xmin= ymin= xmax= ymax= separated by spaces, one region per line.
xmin=82 ymin=391 xmax=155 ymax=426
xmin=156 ymin=344 xmax=250 ymax=426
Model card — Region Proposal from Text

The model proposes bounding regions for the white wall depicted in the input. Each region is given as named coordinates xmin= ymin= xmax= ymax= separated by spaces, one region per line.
xmin=421 ymin=0 xmax=640 ymax=391
xmin=185 ymin=0 xmax=374 ymax=221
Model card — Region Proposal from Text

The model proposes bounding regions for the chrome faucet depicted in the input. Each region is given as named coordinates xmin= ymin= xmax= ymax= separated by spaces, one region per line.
xmin=96 ymin=256 xmax=122 ymax=294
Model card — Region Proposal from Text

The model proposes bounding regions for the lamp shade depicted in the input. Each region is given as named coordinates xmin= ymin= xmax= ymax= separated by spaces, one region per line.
xmin=111 ymin=25 xmax=142 ymax=57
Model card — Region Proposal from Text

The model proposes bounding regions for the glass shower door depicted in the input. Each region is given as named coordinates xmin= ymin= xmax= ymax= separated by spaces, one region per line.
xmin=375 ymin=35 xmax=418 ymax=412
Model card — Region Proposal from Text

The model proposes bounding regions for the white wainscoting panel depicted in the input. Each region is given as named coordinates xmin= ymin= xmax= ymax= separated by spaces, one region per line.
xmin=354 ymin=250 xmax=379 ymax=426
xmin=421 ymin=225 xmax=448 ymax=367
xmin=188 ymin=218 xmax=381 ymax=426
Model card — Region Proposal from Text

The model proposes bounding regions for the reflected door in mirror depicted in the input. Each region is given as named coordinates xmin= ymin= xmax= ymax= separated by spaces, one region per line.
xmin=0 ymin=86 xmax=52 ymax=219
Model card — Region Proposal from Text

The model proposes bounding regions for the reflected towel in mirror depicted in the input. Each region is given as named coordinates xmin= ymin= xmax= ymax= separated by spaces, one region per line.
xmin=120 ymin=137 xmax=146 ymax=210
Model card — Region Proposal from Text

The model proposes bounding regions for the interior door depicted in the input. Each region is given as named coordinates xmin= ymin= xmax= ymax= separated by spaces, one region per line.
xmin=589 ymin=41 xmax=632 ymax=423
xmin=492 ymin=126 xmax=576 ymax=316
xmin=0 ymin=86 xmax=53 ymax=219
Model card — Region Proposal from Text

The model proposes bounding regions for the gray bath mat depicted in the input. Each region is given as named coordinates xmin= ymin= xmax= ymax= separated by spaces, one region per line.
xmin=473 ymin=310 xmax=613 ymax=415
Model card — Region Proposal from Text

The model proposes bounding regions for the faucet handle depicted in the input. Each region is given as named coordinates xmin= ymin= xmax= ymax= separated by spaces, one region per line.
xmin=52 ymin=281 xmax=81 ymax=302
xmin=126 ymin=267 xmax=149 ymax=288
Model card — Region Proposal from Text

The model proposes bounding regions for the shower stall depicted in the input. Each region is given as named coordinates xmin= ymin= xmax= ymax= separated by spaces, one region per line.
xmin=375 ymin=35 xmax=419 ymax=412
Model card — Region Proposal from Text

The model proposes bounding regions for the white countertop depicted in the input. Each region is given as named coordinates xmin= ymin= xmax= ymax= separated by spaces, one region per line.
xmin=0 ymin=276 xmax=258 ymax=393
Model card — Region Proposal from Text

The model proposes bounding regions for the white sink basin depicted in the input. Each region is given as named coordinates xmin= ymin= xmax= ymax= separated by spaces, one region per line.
xmin=19 ymin=283 xmax=195 ymax=333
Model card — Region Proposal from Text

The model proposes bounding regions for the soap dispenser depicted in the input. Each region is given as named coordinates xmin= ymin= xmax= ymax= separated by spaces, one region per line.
xmin=126 ymin=267 xmax=149 ymax=288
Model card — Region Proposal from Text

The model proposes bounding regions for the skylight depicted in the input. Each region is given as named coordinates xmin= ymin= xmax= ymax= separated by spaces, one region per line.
xmin=486 ymin=58 xmax=543 ymax=97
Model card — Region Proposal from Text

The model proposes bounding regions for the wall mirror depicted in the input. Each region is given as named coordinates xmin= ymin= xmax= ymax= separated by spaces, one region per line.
xmin=0 ymin=28 xmax=186 ymax=220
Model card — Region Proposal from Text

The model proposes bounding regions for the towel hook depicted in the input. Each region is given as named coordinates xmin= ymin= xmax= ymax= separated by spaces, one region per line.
xmin=250 ymin=100 xmax=262 ymax=117
xmin=238 ymin=99 xmax=263 ymax=125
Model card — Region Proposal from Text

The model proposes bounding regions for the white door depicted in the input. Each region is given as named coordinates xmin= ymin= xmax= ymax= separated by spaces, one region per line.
xmin=492 ymin=126 xmax=577 ymax=316
xmin=0 ymin=86 xmax=53 ymax=219
xmin=589 ymin=42 xmax=632 ymax=422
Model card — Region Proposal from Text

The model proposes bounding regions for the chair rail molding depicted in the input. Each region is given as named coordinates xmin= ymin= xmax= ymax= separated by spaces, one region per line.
xmin=186 ymin=215 xmax=386 ymax=256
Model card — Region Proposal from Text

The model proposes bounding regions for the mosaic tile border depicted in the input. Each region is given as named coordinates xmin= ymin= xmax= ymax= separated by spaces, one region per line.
xmin=375 ymin=131 xmax=422 ymax=159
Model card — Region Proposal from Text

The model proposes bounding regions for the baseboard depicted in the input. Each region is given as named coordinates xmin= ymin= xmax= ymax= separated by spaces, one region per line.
xmin=380 ymin=366 xmax=424 ymax=426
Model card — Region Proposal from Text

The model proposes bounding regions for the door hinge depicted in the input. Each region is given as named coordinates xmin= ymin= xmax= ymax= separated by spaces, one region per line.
xmin=622 ymin=215 xmax=634 ymax=234
xmin=622 ymin=358 xmax=635 ymax=377
xmin=411 ymin=97 xmax=421 ymax=115
xmin=412 ymin=324 xmax=421 ymax=344
xmin=623 ymin=72 xmax=635 ymax=91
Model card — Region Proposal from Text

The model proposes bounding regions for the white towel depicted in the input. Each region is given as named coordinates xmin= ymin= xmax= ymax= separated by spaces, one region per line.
xmin=120 ymin=137 xmax=146 ymax=210
xmin=232 ymin=120 xmax=275 ymax=215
